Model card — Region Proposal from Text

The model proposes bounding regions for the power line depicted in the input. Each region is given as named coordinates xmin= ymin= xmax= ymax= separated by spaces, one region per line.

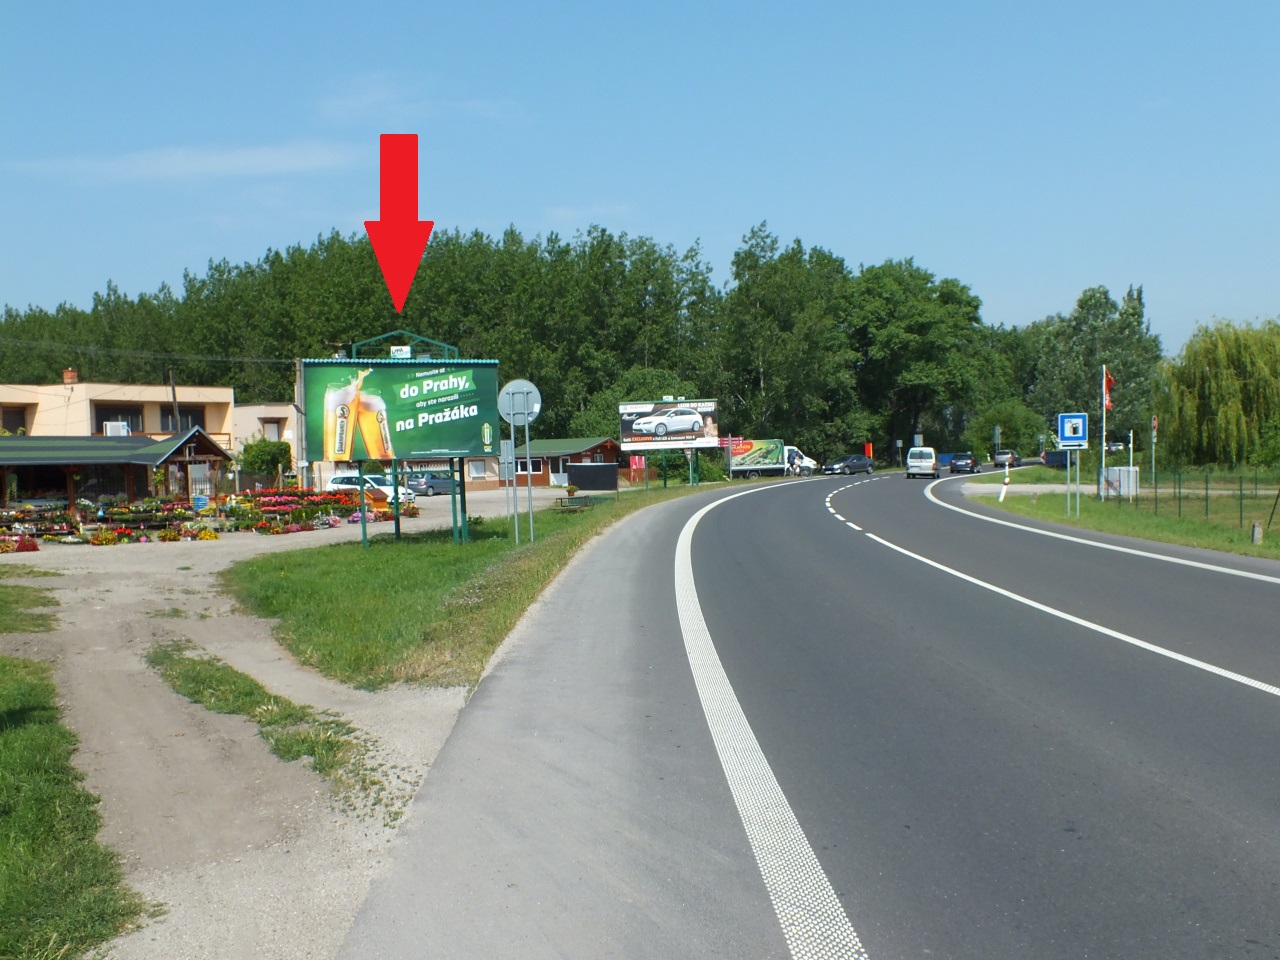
xmin=0 ymin=335 xmax=295 ymax=365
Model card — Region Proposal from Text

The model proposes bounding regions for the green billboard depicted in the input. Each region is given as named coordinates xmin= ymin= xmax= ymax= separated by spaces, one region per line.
xmin=302 ymin=359 xmax=500 ymax=461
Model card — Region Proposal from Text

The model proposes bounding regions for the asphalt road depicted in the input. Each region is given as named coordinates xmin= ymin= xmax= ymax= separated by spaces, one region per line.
xmin=340 ymin=474 xmax=1280 ymax=959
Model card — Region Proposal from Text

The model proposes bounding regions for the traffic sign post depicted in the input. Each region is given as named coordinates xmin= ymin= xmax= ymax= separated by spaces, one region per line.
xmin=499 ymin=379 xmax=542 ymax=544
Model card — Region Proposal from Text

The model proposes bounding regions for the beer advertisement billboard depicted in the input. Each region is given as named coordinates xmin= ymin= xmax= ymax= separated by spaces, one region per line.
xmin=619 ymin=399 xmax=719 ymax=452
xmin=302 ymin=359 xmax=500 ymax=461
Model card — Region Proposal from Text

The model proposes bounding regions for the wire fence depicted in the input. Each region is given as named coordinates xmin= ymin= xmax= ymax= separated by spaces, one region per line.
xmin=1097 ymin=466 xmax=1280 ymax=532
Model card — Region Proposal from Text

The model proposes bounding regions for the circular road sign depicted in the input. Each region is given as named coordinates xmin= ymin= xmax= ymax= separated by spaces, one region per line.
xmin=498 ymin=379 xmax=542 ymax=427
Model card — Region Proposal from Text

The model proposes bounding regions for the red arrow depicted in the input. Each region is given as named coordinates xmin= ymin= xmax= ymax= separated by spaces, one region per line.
xmin=364 ymin=134 xmax=435 ymax=313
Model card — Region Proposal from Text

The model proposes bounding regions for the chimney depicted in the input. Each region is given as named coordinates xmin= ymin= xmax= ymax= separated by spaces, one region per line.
xmin=62 ymin=368 xmax=79 ymax=384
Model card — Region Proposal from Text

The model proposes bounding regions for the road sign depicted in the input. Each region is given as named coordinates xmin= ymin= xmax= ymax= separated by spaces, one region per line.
xmin=498 ymin=379 xmax=542 ymax=426
xmin=1058 ymin=412 xmax=1088 ymax=449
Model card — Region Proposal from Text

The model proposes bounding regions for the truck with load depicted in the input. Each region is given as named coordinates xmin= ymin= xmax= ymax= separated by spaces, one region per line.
xmin=728 ymin=439 xmax=818 ymax=479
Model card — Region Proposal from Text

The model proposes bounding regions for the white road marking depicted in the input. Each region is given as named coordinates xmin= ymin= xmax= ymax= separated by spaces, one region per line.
xmin=924 ymin=476 xmax=1280 ymax=586
xmin=846 ymin=521 xmax=862 ymax=531
xmin=861 ymin=532 xmax=1280 ymax=700
xmin=676 ymin=492 xmax=871 ymax=959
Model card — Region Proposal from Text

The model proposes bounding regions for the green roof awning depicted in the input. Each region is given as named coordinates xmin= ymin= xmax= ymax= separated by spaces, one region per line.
xmin=513 ymin=438 xmax=617 ymax=458
xmin=0 ymin=427 xmax=233 ymax=468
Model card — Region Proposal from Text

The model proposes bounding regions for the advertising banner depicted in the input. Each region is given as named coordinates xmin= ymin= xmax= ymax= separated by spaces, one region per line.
xmin=302 ymin=359 xmax=500 ymax=461
xmin=619 ymin=399 xmax=719 ymax=452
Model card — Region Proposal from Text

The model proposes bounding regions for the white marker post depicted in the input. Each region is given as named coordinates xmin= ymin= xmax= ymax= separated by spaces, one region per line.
xmin=999 ymin=460 xmax=1010 ymax=502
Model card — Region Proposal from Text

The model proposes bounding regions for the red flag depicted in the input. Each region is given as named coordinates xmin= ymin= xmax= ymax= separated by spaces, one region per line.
xmin=1104 ymin=368 xmax=1116 ymax=410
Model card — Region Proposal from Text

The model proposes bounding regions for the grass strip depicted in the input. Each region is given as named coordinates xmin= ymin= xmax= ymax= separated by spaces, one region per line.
xmin=0 ymin=565 xmax=60 ymax=580
xmin=222 ymin=486 xmax=705 ymax=690
xmin=0 ymin=584 xmax=58 ymax=634
xmin=986 ymin=490 xmax=1280 ymax=560
xmin=145 ymin=642 xmax=359 ymax=779
xmin=144 ymin=642 xmax=415 ymax=821
xmin=0 ymin=656 xmax=144 ymax=960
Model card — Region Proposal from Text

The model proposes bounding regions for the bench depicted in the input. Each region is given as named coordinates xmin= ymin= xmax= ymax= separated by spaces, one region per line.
xmin=554 ymin=495 xmax=595 ymax=512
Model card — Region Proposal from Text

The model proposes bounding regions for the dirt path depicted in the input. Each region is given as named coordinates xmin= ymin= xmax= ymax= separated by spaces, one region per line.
xmin=0 ymin=487 xmax=563 ymax=960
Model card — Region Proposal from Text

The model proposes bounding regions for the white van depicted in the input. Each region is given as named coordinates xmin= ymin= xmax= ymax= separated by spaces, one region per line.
xmin=905 ymin=446 xmax=939 ymax=479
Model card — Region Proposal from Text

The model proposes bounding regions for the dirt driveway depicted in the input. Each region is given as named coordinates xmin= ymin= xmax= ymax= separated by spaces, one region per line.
xmin=0 ymin=487 xmax=563 ymax=960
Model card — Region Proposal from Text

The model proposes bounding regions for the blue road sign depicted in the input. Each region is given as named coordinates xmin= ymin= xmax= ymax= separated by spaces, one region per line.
xmin=1058 ymin=412 xmax=1088 ymax=449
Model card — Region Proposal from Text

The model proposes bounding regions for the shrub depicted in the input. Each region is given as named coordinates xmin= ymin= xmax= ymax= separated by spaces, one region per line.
xmin=14 ymin=536 xmax=39 ymax=552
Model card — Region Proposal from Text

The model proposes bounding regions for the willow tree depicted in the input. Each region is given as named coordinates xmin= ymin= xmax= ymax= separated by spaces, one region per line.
xmin=1159 ymin=320 xmax=1280 ymax=466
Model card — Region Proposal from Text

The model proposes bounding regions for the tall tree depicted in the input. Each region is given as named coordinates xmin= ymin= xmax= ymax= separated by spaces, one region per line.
xmin=1026 ymin=285 xmax=1162 ymax=446
xmin=1158 ymin=319 xmax=1280 ymax=466
xmin=845 ymin=259 xmax=985 ymax=449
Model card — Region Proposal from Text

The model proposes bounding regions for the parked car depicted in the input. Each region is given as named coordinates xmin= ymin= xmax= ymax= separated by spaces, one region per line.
xmin=823 ymin=453 xmax=874 ymax=475
xmin=630 ymin=407 xmax=705 ymax=437
xmin=905 ymin=446 xmax=940 ymax=479
xmin=325 ymin=474 xmax=416 ymax=504
xmin=405 ymin=471 xmax=455 ymax=497
xmin=993 ymin=449 xmax=1023 ymax=468
xmin=1104 ymin=441 xmax=1126 ymax=452
xmin=949 ymin=452 xmax=981 ymax=474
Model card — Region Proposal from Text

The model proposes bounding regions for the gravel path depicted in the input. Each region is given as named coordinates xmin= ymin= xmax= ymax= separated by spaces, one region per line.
xmin=0 ymin=487 xmax=564 ymax=960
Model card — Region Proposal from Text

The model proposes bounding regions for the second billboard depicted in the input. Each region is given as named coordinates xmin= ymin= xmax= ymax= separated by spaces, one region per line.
xmin=619 ymin=399 xmax=719 ymax=452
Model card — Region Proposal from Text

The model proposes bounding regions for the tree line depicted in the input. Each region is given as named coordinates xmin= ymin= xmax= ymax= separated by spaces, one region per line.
xmin=1 ymin=223 xmax=1274 ymax=466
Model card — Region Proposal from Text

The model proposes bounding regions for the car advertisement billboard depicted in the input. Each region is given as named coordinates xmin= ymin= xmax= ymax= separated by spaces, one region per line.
xmin=619 ymin=399 xmax=719 ymax=451
xmin=302 ymin=359 xmax=500 ymax=461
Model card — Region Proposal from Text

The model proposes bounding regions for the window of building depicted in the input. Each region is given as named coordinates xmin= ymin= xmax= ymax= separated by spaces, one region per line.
xmin=593 ymin=453 xmax=605 ymax=463
xmin=516 ymin=458 xmax=543 ymax=475
xmin=260 ymin=420 xmax=282 ymax=442
xmin=95 ymin=405 xmax=144 ymax=434
xmin=1 ymin=407 xmax=25 ymax=434
xmin=468 ymin=460 xmax=487 ymax=479
xmin=160 ymin=406 xmax=206 ymax=432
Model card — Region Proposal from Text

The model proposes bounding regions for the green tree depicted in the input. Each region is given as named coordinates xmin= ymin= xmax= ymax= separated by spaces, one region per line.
xmin=1026 ymin=286 xmax=1162 ymax=447
xmin=845 ymin=259 xmax=985 ymax=449
xmin=711 ymin=225 xmax=866 ymax=461
xmin=239 ymin=437 xmax=293 ymax=475
xmin=1158 ymin=319 xmax=1280 ymax=466
xmin=962 ymin=400 xmax=1047 ymax=460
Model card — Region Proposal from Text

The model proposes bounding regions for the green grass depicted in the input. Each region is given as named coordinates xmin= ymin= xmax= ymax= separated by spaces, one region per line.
xmin=0 ymin=585 xmax=58 ymax=634
xmin=145 ymin=642 xmax=360 ymax=779
xmin=0 ymin=656 xmax=144 ymax=959
xmin=988 ymin=489 xmax=1280 ymax=560
xmin=222 ymin=486 xmax=707 ymax=690
xmin=0 ymin=565 xmax=59 ymax=580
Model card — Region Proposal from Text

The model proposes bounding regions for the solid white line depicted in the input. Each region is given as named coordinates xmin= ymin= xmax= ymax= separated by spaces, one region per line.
xmin=862 ymin=531 xmax=1280 ymax=699
xmin=676 ymin=491 xmax=871 ymax=959
xmin=924 ymin=477 xmax=1280 ymax=586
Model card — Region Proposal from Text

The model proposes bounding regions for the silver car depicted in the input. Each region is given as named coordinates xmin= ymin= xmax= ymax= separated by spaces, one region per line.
xmin=631 ymin=407 xmax=705 ymax=437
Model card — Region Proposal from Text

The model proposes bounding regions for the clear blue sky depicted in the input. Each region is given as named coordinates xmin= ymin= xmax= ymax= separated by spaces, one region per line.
xmin=3 ymin=1 xmax=1277 ymax=355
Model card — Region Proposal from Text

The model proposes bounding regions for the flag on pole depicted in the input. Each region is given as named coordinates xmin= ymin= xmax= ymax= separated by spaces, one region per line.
xmin=1103 ymin=367 xmax=1115 ymax=411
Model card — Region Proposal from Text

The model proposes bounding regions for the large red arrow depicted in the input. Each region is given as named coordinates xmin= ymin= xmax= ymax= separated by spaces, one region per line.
xmin=364 ymin=134 xmax=435 ymax=313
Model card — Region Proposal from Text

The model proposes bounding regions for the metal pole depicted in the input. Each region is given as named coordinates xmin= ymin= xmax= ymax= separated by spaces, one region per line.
xmin=1240 ymin=475 xmax=1244 ymax=527
xmin=1066 ymin=450 xmax=1070 ymax=517
xmin=523 ymin=391 xmax=534 ymax=543
xmin=449 ymin=457 xmax=459 ymax=544
xmin=511 ymin=420 xmax=519 ymax=545
xmin=390 ymin=459 xmax=401 ymax=539
xmin=358 ymin=460 xmax=369 ymax=548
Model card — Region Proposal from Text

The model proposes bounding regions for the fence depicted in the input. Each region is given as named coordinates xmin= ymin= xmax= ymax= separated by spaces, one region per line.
xmin=1096 ymin=466 xmax=1280 ymax=531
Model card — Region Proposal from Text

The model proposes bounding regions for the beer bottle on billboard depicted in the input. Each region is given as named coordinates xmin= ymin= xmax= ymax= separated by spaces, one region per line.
xmin=323 ymin=371 xmax=367 ymax=461
xmin=357 ymin=389 xmax=395 ymax=460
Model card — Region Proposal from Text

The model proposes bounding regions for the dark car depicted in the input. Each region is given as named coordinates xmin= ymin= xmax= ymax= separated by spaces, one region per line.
xmin=822 ymin=453 xmax=874 ymax=475
xmin=405 ymin=471 xmax=455 ymax=497
xmin=993 ymin=449 xmax=1023 ymax=468
xmin=949 ymin=452 xmax=981 ymax=474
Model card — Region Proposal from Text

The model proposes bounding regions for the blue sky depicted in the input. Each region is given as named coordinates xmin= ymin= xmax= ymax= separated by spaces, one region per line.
xmin=3 ymin=1 xmax=1277 ymax=355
